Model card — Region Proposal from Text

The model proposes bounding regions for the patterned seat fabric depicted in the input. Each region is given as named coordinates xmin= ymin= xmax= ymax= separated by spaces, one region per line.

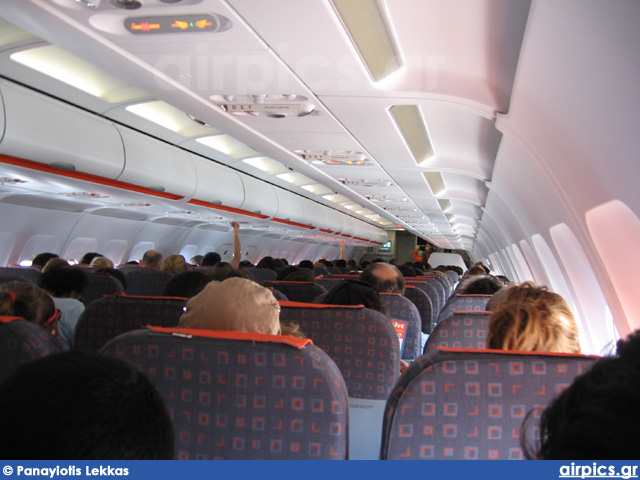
xmin=82 ymin=273 xmax=124 ymax=306
xmin=406 ymin=279 xmax=444 ymax=319
xmin=0 ymin=317 xmax=63 ymax=382
xmin=0 ymin=266 xmax=41 ymax=284
xmin=380 ymin=293 xmax=422 ymax=360
xmin=279 ymin=302 xmax=400 ymax=400
xmin=425 ymin=311 xmax=491 ymax=352
xmin=438 ymin=294 xmax=493 ymax=323
xmin=74 ymin=294 xmax=186 ymax=352
xmin=404 ymin=286 xmax=435 ymax=334
xmin=101 ymin=327 xmax=349 ymax=460
xmin=263 ymin=281 xmax=327 ymax=304
xmin=243 ymin=268 xmax=277 ymax=285
xmin=123 ymin=268 xmax=174 ymax=296
xmin=380 ymin=347 xmax=598 ymax=460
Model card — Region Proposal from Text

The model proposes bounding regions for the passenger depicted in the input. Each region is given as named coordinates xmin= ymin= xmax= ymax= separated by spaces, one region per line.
xmin=398 ymin=264 xmax=417 ymax=278
xmin=179 ymin=277 xmax=281 ymax=335
xmin=140 ymin=250 xmax=163 ymax=270
xmin=486 ymin=282 xmax=580 ymax=353
xmin=89 ymin=256 xmax=114 ymax=269
xmin=160 ymin=254 xmax=190 ymax=275
xmin=0 ymin=351 xmax=174 ymax=459
xmin=359 ymin=262 xmax=405 ymax=295
xmin=485 ymin=285 xmax=512 ymax=311
xmin=39 ymin=266 xmax=87 ymax=350
xmin=189 ymin=254 xmax=203 ymax=266
xmin=462 ymin=275 xmax=503 ymax=295
xmin=346 ymin=259 xmax=358 ymax=270
xmin=276 ymin=266 xmax=301 ymax=281
xmin=79 ymin=252 xmax=104 ymax=265
xmin=324 ymin=279 xmax=389 ymax=316
xmin=298 ymin=260 xmax=314 ymax=271
xmin=201 ymin=251 xmax=221 ymax=267
xmin=335 ymin=259 xmax=347 ymax=269
xmin=313 ymin=261 xmax=329 ymax=277
xmin=522 ymin=331 xmax=640 ymax=459
xmin=0 ymin=281 xmax=57 ymax=334
xmin=206 ymin=264 xmax=252 ymax=282
xmin=162 ymin=270 xmax=211 ymax=298
xmin=42 ymin=257 xmax=70 ymax=272
xmin=256 ymin=256 xmax=277 ymax=270
xmin=31 ymin=252 xmax=59 ymax=269
xmin=283 ymin=269 xmax=315 ymax=283
xmin=93 ymin=267 xmax=127 ymax=290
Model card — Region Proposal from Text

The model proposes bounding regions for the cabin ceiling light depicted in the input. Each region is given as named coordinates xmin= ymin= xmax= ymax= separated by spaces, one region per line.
xmin=390 ymin=105 xmax=435 ymax=166
xmin=323 ymin=194 xmax=350 ymax=204
xmin=331 ymin=0 xmax=402 ymax=82
xmin=126 ymin=101 xmax=219 ymax=136
xmin=242 ymin=156 xmax=289 ymax=175
xmin=339 ymin=178 xmax=393 ymax=187
xmin=196 ymin=135 xmax=259 ymax=159
xmin=301 ymin=184 xmax=333 ymax=195
xmin=10 ymin=45 xmax=148 ymax=103
xmin=276 ymin=172 xmax=315 ymax=186
xmin=424 ymin=172 xmax=446 ymax=196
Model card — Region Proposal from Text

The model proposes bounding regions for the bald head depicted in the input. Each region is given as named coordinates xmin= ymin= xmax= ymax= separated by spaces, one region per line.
xmin=141 ymin=250 xmax=163 ymax=269
xmin=359 ymin=262 xmax=405 ymax=295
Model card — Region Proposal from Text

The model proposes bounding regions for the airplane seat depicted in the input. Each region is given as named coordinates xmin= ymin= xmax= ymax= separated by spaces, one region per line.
xmin=406 ymin=279 xmax=444 ymax=318
xmin=0 ymin=316 xmax=63 ymax=382
xmin=380 ymin=347 xmax=599 ymax=460
xmin=74 ymin=293 xmax=186 ymax=352
xmin=266 ymin=287 xmax=288 ymax=301
xmin=263 ymin=281 xmax=327 ymax=304
xmin=404 ymin=286 xmax=435 ymax=334
xmin=0 ymin=267 xmax=41 ymax=285
xmin=123 ymin=268 xmax=174 ymax=296
xmin=279 ymin=302 xmax=400 ymax=400
xmin=445 ymin=270 xmax=460 ymax=286
xmin=380 ymin=293 xmax=422 ymax=360
xmin=316 ymin=277 xmax=342 ymax=292
xmin=81 ymin=273 xmax=124 ymax=306
xmin=438 ymin=294 xmax=493 ymax=324
xmin=424 ymin=311 xmax=491 ymax=352
xmin=100 ymin=326 xmax=349 ymax=460
xmin=0 ymin=274 xmax=34 ymax=286
xmin=243 ymin=267 xmax=277 ymax=285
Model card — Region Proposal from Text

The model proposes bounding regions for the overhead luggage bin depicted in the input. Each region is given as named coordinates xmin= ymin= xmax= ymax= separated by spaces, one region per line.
xmin=190 ymin=155 xmax=245 ymax=209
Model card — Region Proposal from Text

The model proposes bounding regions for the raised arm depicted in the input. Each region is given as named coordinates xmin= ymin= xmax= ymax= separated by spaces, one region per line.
xmin=230 ymin=221 xmax=241 ymax=269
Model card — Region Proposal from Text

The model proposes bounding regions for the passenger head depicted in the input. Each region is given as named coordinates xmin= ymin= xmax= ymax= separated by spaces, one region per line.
xmin=463 ymin=275 xmax=503 ymax=295
xmin=276 ymin=266 xmax=301 ymax=281
xmin=283 ymin=269 xmax=315 ymax=282
xmin=323 ymin=280 xmax=389 ymax=317
xmin=93 ymin=268 xmax=127 ymax=290
xmin=256 ymin=256 xmax=276 ymax=270
xmin=79 ymin=252 xmax=104 ymax=265
xmin=39 ymin=266 xmax=87 ymax=299
xmin=398 ymin=264 xmax=417 ymax=278
xmin=160 ymin=254 xmax=189 ymax=275
xmin=42 ymin=257 xmax=70 ymax=272
xmin=359 ymin=262 xmax=405 ymax=295
xmin=140 ymin=250 xmax=163 ymax=269
xmin=206 ymin=264 xmax=252 ymax=282
xmin=0 ymin=281 xmax=57 ymax=331
xmin=0 ymin=351 xmax=174 ymax=459
xmin=201 ymin=251 xmax=221 ymax=267
xmin=298 ymin=260 xmax=314 ymax=270
xmin=31 ymin=252 xmax=59 ymax=269
xmin=189 ymin=255 xmax=203 ymax=266
xmin=179 ymin=277 xmax=281 ymax=335
xmin=464 ymin=265 xmax=487 ymax=277
xmin=335 ymin=259 xmax=347 ymax=268
xmin=523 ymin=331 xmax=640 ymax=459
xmin=487 ymin=282 xmax=580 ymax=353
xmin=162 ymin=270 xmax=210 ymax=298
xmin=89 ymin=256 xmax=114 ymax=269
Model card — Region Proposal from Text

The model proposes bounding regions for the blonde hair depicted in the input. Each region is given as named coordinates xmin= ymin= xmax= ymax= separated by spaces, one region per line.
xmin=179 ymin=277 xmax=281 ymax=335
xmin=90 ymin=256 xmax=114 ymax=269
xmin=487 ymin=282 xmax=580 ymax=353
xmin=160 ymin=254 xmax=189 ymax=275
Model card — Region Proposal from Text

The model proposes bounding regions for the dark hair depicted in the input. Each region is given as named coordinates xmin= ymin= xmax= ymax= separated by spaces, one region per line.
xmin=79 ymin=252 xmax=103 ymax=265
xmin=335 ymin=259 xmax=347 ymax=268
xmin=206 ymin=265 xmax=252 ymax=282
xmin=276 ymin=266 xmax=301 ymax=281
xmin=398 ymin=264 xmax=417 ymax=278
xmin=163 ymin=270 xmax=211 ymax=298
xmin=463 ymin=275 xmax=503 ymax=295
xmin=0 ymin=281 xmax=56 ymax=327
xmin=0 ymin=351 xmax=174 ymax=459
xmin=31 ymin=252 xmax=59 ymax=268
xmin=201 ymin=252 xmax=221 ymax=267
xmin=323 ymin=280 xmax=389 ymax=317
xmin=39 ymin=266 xmax=88 ymax=297
xmin=359 ymin=262 xmax=405 ymax=295
xmin=523 ymin=346 xmax=640 ymax=459
xmin=256 ymin=256 xmax=276 ymax=270
xmin=93 ymin=268 xmax=127 ymax=290
xmin=283 ymin=270 xmax=315 ymax=282
xmin=298 ymin=260 xmax=314 ymax=270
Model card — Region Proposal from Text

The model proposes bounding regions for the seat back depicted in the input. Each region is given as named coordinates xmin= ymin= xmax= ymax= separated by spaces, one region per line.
xmin=82 ymin=273 xmax=124 ymax=306
xmin=243 ymin=267 xmax=277 ymax=285
xmin=279 ymin=302 xmax=400 ymax=400
xmin=316 ymin=277 xmax=343 ymax=292
xmin=425 ymin=311 xmax=491 ymax=351
xmin=74 ymin=294 xmax=186 ymax=352
xmin=0 ymin=317 xmax=63 ymax=382
xmin=264 ymin=281 xmax=327 ymax=303
xmin=124 ymin=268 xmax=174 ymax=296
xmin=101 ymin=327 xmax=349 ymax=460
xmin=380 ymin=293 xmax=422 ymax=360
xmin=404 ymin=285 xmax=434 ymax=334
xmin=0 ymin=274 xmax=33 ymax=286
xmin=0 ymin=266 xmax=41 ymax=284
xmin=406 ymin=279 xmax=444 ymax=318
xmin=381 ymin=347 xmax=598 ymax=460
xmin=438 ymin=294 xmax=493 ymax=323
